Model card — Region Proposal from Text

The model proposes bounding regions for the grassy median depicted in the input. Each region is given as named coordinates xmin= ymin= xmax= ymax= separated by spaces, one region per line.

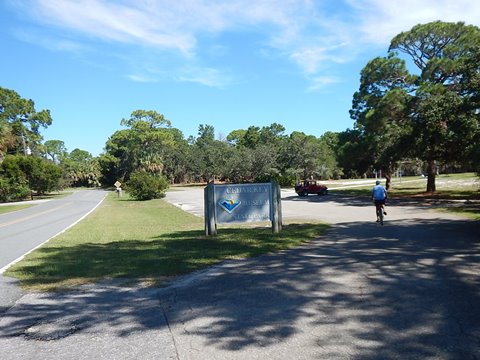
xmin=5 ymin=192 xmax=329 ymax=291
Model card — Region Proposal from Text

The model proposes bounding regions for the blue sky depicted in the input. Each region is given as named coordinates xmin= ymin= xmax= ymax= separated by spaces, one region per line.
xmin=1 ymin=0 xmax=479 ymax=156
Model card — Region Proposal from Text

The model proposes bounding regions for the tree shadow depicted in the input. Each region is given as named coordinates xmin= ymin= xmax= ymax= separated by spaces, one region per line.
xmin=0 ymin=218 xmax=478 ymax=358
xmin=283 ymin=192 xmax=479 ymax=214
xmin=158 ymin=218 xmax=480 ymax=357
xmin=284 ymin=193 xmax=377 ymax=210
xmin=0 ymin=284 xmax=165 ymax=340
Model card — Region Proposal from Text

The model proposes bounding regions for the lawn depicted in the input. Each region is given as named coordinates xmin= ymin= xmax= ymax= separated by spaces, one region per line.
xmin=0 ymin=190 xmax=72 ymax=215
xmin=5 ymin=192 xmax=329 ymax=291
xmin=0 ymin=204 xmax=33 ymax=214
xmin=327 ymin=173 xmax=480 ymax=220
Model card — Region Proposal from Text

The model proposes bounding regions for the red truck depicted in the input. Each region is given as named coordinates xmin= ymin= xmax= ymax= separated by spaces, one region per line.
xmin=294 ymin=180 xmax=328 ymax=196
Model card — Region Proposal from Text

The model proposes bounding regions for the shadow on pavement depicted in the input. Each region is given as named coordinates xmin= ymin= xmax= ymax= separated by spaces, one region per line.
xmin=0 ymin=218 xmax=478 ymax=359
xmin=157 ymin=217 xmax=479 ymax=358
xmin=283 ymin=192 xmax=371 ymax=207
xmin=284 ymin=191 xmax=479 ymax=211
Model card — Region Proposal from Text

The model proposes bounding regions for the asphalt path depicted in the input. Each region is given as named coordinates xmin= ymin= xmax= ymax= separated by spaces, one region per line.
xmin=0 ymin=189 xmax=107 ymax=315
xmin=0 ymin=187 xmax=479 ymax=359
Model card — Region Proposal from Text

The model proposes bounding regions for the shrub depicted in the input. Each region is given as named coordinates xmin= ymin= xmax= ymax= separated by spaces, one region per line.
xmin=0 ymin=176 xmax=31 ymax=202
xmin=17 ymin=156 xmax=63 ymax=194
xmin=1 ymin=155 xmax=63 ymax=195
xmin=0 ymin=156 xmax=31 ymax=201
xmin=125 ymin=170 xmax=169 ymax=200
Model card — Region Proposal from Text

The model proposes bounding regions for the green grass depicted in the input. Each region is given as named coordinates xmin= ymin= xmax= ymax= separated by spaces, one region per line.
xmin=0 ymin=190 xmax=73 ymax=215
xmin=0 ymin=204 xmax=33 ymax=214
xmin=328 ymin=173 xmax=480 ymax=220
xmin=436 ymin=203 xmax=480 ymax=220
xmin=32 ymin=189 xmax=74 ymax=200
xmin=329 ymin=173 xmax=479 ymax=198
xmin=5 ymin=192 xmax=329 ymax=291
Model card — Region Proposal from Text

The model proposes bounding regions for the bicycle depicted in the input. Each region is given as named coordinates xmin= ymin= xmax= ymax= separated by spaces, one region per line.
xmin=374 ymin=200 xmax=386 ymax=225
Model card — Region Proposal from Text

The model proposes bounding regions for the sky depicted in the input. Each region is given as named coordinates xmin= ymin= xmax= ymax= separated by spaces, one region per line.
xmin=1 ymin=0 xmax=479 ymax=156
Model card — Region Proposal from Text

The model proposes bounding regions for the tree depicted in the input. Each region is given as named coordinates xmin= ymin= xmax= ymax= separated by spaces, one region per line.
xmin=457 ymin=44 xmax=480 ymax=173
xmin=97 ymin=152 xmax=121 ymax=186
xmin=18 ymin=156 xmax=63 ymax=194
xmin=223 ymin=146 xmax=254 ymax=183
xmin=62 ymin=148 xmax=100 ymax=187
xmin=350 ymin=55 xmax=415 ymax=188
xmin=351 ymin=21 xmax=480 ymax=191
xmin=259 ymin=123 xmax=286 ymax=144
xmin=239 ymin=126 xmax=261 ymax=148
xmin=0 ymin=87 xmax=52 ymax=156
xmin=280 ymin=131 xmax=331 ymax=181
xmin=0 ymin=155 xmax=30 ymax=201
xmin=336 ymin=129 xmax=372 ymax=178
xmin=120 ymin=110 xmax=174 ymax=175
xmin=43 ymin=140 xmax=67 ymax=162
xmin=250 ymin=144 xmax=280 ymax=182
xmin=101 ymin=129 xmax=139 ymax=183
xmin=120 ymin=109 xmax=171 ymax=129
xmin=391 ymin=21 xmax=480 ymax=191
xmin=226 ymin=129 xmax=247 ymax=146
xmin=189 ymin=124 xmax=230 ymax=182
xmin=0 ymin=155 xmax=62 ymax=195
xmin=0 ymin=117 xmax=14 ymax=158
xmin=161 ymin=128 xmax=191 ymax=183
xmin=99 ymin=110 xmax=175 ymax=185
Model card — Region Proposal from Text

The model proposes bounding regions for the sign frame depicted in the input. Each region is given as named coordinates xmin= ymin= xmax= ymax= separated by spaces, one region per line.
xmin=204 ymin=180 xmax=282 ymax=235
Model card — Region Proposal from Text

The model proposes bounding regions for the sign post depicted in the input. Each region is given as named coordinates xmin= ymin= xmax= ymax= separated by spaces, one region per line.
xmin=271 ymin=180 xmax=282 ymax=233
xmin=204 ymin=183 xmax=217 ymax=236
xmin=114 ymin=181 xmax=122 ymax=197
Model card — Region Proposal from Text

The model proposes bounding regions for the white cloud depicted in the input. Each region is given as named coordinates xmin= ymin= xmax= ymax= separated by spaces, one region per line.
xmin=7 ymin=0 xmax=480 ymax=87
xmin=178 ymin=66 xmax=233 ymax=88
xmin=14 ymin=28 xmax=87 ymax=53
xmin=14 ymin=0 xmax=310 ymax=55
xmin=307 ymin=75 xmax=340 ymax=92
xmin=349 ymin=0 xmax=480 ymax=45
xmin=290 ymin=41 xmax=352 ymax=74
xmin=127 ymin=74 xmax=158 ymax=83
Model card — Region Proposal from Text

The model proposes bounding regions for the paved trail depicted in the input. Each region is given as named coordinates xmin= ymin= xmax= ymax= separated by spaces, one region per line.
xmin=0 ymin=188 xmax=478 ymax=359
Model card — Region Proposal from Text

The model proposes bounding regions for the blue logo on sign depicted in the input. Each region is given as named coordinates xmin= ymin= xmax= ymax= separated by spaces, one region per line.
xmin=218 ymin=199 xmax=241 ymax=214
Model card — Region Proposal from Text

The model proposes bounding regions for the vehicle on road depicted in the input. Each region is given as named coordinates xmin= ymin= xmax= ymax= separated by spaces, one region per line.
xmin=294 ymin=180 xmax=328 ymax=196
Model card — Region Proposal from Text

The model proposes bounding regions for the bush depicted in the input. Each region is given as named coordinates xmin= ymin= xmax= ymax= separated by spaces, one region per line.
xmin=257 ymin=174 xmax=297 ymax=187
xmin=0 ymin=156 xmax=32 ymax=201
xmin=17 ymin=156 xmax=63 ymax=194
xmin=0 ymin=155 xmax=63 ymax=196
xmin=276 ymin=174 xmax=297 ymax=187
xmin=0 ymin=176 xmax=31 ymax=202
xmin=125 ymin=170 xmax=169 ymax=200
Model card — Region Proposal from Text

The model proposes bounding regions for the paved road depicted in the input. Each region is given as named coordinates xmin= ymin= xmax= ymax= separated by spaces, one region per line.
xmin=0 ymin=189 xmax=107 ymax=272
xmin=0 ymin=187 xmax=478 ymax=359
xmin=0 ymin=190 xmax=107 ymax=316
xmin=164 ymin=186 xmax=461 ymax=223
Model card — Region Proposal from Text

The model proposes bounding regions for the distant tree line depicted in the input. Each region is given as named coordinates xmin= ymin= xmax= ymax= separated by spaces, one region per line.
xmin=97 ymin=110 xmax=342 ymax=188
xmin=1 ymin=21 xmax=478 ymax=201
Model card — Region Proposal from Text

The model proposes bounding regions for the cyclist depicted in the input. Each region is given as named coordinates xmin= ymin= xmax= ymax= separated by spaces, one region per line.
xmin=371 ymin=180 xmax=387 ymax=222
